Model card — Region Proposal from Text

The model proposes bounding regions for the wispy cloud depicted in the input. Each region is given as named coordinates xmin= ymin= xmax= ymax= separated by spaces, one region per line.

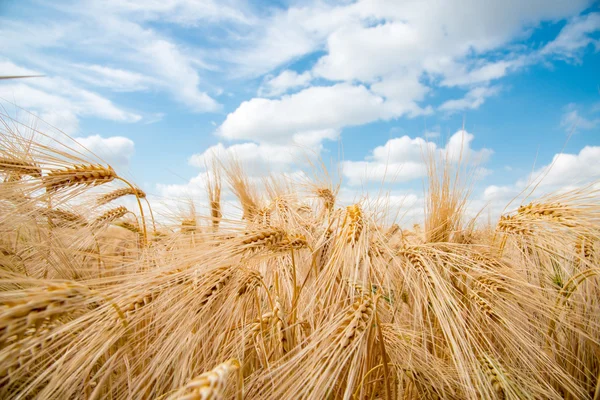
xmin=560 ymin=103 xmax=600 ymax=132
xmin=0 ymin=60 xmax=141 ymax=134
xmin=439 ymin=86 xmax=502 ymax=112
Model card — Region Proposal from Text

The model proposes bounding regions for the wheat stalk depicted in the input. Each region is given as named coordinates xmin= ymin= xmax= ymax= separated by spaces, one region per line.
xmin=282 ymin=234 xmax=308 ymax=250
xmin=254 ymin=206 xmax=272 ymax=226
xmin=272 ymin=197 xmax=290 ymax=223
xmin=97 ymin=187 xmax=146 ymax=206
xmin=41 ymin=208 xmax=87 ymax=227
xmin=95 ymin=206 xmax=128 ymax=224
xmin=168 ymin=359 xmax=240 ymax=400
xmin=236 ymin=269 xmax=263 ymax=296
xmin=0 ymin=283 xmax=89 ymax=344
xmin=206 ymin=161 xmax=222 ymax=231
xmin=43 ymin=164 xmax=117 ymax=192
xmin=316 ymin=188 xmax=335 ymax=213
xmin=198 ymin=267 xmax=234 ymax=307
xmin=346 ymin=204 xmax=364 ymax=245
xmin=115 ymin=220 xmax=141 ymax=235
xmin=241 ymin=228 xmax=286 ymax=250
xmin=398 ymin=247 xmax=436 ymax=288
xmin=337 ymin=296 xmax=374 ymax=348
xmin=478 ymin=353 xmax=509 ymax=400
xmin=181 ymin=218 xmax=197 ymax=233
xmin=0 ymin=157 xmax=42 ymax=179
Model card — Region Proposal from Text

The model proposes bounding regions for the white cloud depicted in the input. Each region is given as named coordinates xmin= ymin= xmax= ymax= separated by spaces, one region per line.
xmin=204 ymin=1 xmax=598 ymax=158
xmin=444 ymin=130 xmax=493 ymax=163
xmin=310 ymin=1 xmax=592 ymax=81
xmin=258 ymin=70 xmax=312 ymax=97
xmin=227 ymin=0 xmax=592 ymax=78
xmin=0 ymin=61 xmax=141 ymax=134
xmin=293 ymin=128 xmax=339 ymax=149
xmin=75 ymin=135 xmax=135 ymax=170
xmin=560 ymin=103 xmax=600 ymax=132
xmin=225 ymin=3 xmax=353 ymax=77
xmin=481 ymin=145 xmax=600 ymax=218
xmin=218 ymin=83 xmax=427 ymax=143
xmin=342 ymin=129 xmax=492 ymax=186
xmin=89 ymin=0 xmax=252 ymax=25
xmin=141 ymin=38 xmax=221 ymax=112
xmin=189 ymin=128 xmax=339 ymax=177
xmin=541 ymin=12 xmax=600 ymax=60
xmin=313 ymin=21 xmax=422 ymax=83
xmin=226 ymin=0 xmax=596 ymax=118
xmin=38 ymin=110 xmax=80 ymax=135
xmin=521 ymin=146 xmax=600 ymax=188
xmin=189 ymin=142 xmax=302 ymax=176
xmin=71 ymin=64 xmax=153 ymax=92
xmin=3 ymin=0 xmax=597 ymax=135
xmin=370 ymin=72 xmax=431 ymax=104
xmin=441 ymin=59 xmax=523 ymax=87
xmin=156 ymin=172 xmax=209 ymax=200
xmin=342 ymin=160 xmax=428 ymax=187
xmin=0 ymin=4 xmax=221 ymax=114
xmin=483 ymin=185 xmax=518 ymax=202
xmin=439 ymin=86 xmax=501 ymax=112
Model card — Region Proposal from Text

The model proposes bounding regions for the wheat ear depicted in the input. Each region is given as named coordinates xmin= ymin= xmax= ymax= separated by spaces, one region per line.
xmin=41 ymin=208 xmax=87 ymax=227
xmin=44 ymin=164 xmax=117 ymax=192
xmin=316 ymin=188 xmax=335 ymax=213
xmin=346 ymin=204 xmax=364 ymax=244
xmin=95 ymin=206 xmax=128 ymax=224
xmin=241 ymin=228 xmax=286 ymax=250
xmin=168 ymin=359 xmax=240 ymax=400
xmin=337 ymin=296 xmax=374 ymax=348
xmin=0 ymin=157 xmax=42 ymax=179
xmin=97 ymin=187 xmax=146 ymax=206
xmin=0 ymin=283 xmax=89 ymax=344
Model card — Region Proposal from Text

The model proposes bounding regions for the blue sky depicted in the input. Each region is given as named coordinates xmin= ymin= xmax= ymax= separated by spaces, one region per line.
xmin=1 ymin=0 xmax=599 ymax=220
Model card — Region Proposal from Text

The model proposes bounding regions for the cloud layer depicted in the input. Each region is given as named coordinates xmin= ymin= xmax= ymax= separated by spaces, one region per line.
xmin=342 ymin=130 xmax=492 ymax=186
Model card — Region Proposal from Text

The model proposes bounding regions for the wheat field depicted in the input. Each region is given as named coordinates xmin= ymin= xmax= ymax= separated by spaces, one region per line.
xmin=0 ymin=115 xmax=599 ymax=400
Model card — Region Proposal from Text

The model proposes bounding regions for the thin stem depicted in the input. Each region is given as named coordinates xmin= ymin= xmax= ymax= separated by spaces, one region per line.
xmin=117 ymin=177 xmax=147 ymax=244
xmin=143 ymin=197 xmax=156 ymax=233
xmin=290 ymin=248 xmax=298 ymax=325
xmin=375 ymin=296 xmax=392 ymax=400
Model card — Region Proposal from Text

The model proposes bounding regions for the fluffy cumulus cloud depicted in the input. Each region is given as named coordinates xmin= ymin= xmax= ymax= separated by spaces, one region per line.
xmin=480 ymin=146 xmax=600 ymax=218
xmin=522 ymin=146 xmax=600 ymax=188
xmin=255 ymin=0 xmax=596 ymax=93
xmin=212 ymin=0 xmax=597 ymax=173
xmin=188 ymin=128 xmax=339 ymax=177
xmin=75 ymin=135 xmax=135 ymax=170
xmin=189 ymin=142 xmax=303 ymax=176
xmin=342 ymin=130 xmax=492 ymax=186
xmin=156 ymin=172 xmax=209 ymax=200
xmin=3 ymin=0 xmax=598 ymax=132
xmin=218 ymin=83 xmax=426 ymax=143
